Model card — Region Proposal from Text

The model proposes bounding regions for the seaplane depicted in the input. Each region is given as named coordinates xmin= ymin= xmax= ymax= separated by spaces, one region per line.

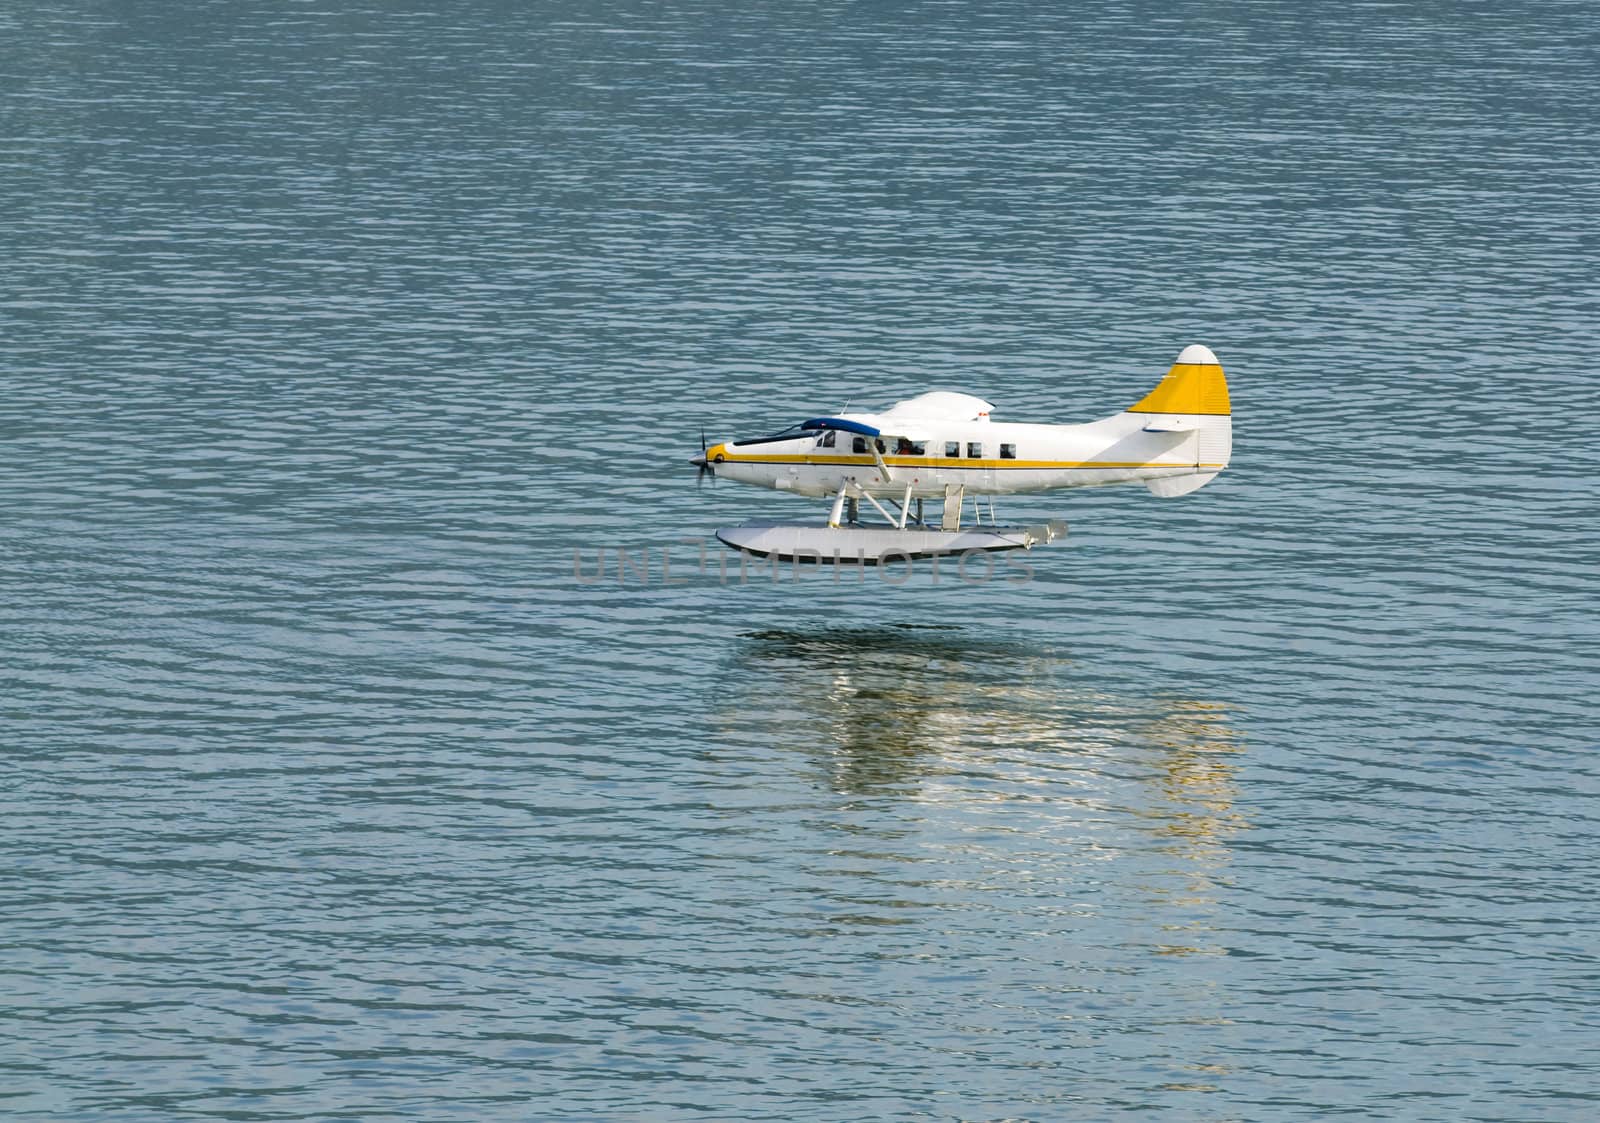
xmin=690 ymin=344 xmax=1232 ymax=565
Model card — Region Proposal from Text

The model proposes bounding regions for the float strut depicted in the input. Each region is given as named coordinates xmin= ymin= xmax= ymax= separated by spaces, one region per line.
xmin=861 ymin=490 xmax=898 ymax=525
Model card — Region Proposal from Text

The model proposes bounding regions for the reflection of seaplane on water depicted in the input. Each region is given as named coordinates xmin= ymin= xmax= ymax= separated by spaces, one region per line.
xmin=690 ymin=345 xmax=1233 ymax=564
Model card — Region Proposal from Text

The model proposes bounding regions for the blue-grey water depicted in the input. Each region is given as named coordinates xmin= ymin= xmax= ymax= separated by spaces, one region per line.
xmin=4 ymin=2 xmax=1598 ymax=1120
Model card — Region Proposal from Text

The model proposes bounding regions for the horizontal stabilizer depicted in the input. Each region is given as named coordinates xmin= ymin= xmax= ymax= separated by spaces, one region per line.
xmin=1146 ymin=471 xmax=1219 ymax=497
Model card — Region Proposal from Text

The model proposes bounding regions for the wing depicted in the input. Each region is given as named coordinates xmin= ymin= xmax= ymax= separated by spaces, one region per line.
xmin=800 ymin=416 xmax=934 ymax=443
xmin=800 ymin=416 xmax=881 ymax=437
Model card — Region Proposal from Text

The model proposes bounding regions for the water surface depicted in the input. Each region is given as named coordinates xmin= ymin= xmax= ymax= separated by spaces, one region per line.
xmin=3 ymin=2 xmax=1598 ymax=1119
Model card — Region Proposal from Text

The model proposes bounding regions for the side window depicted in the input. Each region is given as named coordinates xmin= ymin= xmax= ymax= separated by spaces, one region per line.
xmin=823 ymin=430 xmax=836 ymax=448
xmin=851 ymin=436 xmax=867 ymax=454
xmin=875 ymin=439 xmax=887 ymax=454
xmin=894 ymin=438 xmax=926 ymax=455
xmin=999 ymin=443 xmax=1016 ymax=459
xmin=967 ymin=442 xmax=983 ymax=458
xmin=945 ymin=441 xmax=960 ymax=458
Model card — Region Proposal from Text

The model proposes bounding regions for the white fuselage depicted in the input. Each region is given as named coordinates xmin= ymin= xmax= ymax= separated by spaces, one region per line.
xmin=708 ymin=412 xmax=1229 ymax=499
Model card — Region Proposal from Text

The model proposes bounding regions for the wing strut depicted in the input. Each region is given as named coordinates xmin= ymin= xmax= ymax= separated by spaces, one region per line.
xmin=870 ymin=442 xmax=892 ymax=483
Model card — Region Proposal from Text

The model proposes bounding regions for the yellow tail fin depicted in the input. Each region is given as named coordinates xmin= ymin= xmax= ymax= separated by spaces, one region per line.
xmin=1127 ymin=344 xmax=1230 ymax=416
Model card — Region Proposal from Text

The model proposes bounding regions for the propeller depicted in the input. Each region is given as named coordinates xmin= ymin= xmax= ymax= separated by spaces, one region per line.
xmin=692 ymin=427 xmax=714 ymax=486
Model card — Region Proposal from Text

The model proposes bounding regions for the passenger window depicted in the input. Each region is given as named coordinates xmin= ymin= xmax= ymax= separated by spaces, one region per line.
xmin=823 ymin=430 xmax=836 ymax=448
xmin=875 ymin=439 xmax=887 ymax=454
xmin=852 ymin=436 xmax=867 ymax=454
xmin=967 ymin=442 xmax=983 ymax=458
xmin=894 ymin=438 xmax=926 ymax=455
xmin=1000 ymin=443 xmax=1016 ymax=459
xmin=945 ymin=441 xmax=960 ymax=458
xmin=909 ymin=441 xmax=926 ymax=455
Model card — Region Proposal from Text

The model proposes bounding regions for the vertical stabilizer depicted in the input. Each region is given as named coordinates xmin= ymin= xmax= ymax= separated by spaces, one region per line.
xmin=1124 ymin=344 xmax=1232 ymax=496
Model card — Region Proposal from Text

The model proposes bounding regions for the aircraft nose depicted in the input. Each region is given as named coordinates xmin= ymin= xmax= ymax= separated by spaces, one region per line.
xmin=689 ymin=453 xmax=707 ymax=468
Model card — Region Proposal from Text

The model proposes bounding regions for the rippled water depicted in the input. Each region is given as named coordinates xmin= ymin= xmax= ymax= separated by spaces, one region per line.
xmin=4 ymin=2 xmax=1598 ymax=1119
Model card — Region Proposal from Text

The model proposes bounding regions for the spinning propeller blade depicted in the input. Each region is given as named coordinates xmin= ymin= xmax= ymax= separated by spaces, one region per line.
xmin=692 ymin=427 xmax=714 ymax=486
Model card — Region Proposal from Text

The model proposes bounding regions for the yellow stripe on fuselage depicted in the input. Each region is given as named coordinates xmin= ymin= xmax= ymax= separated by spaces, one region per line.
xmin=717 ymin=453 xmax=1217 ymax=470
